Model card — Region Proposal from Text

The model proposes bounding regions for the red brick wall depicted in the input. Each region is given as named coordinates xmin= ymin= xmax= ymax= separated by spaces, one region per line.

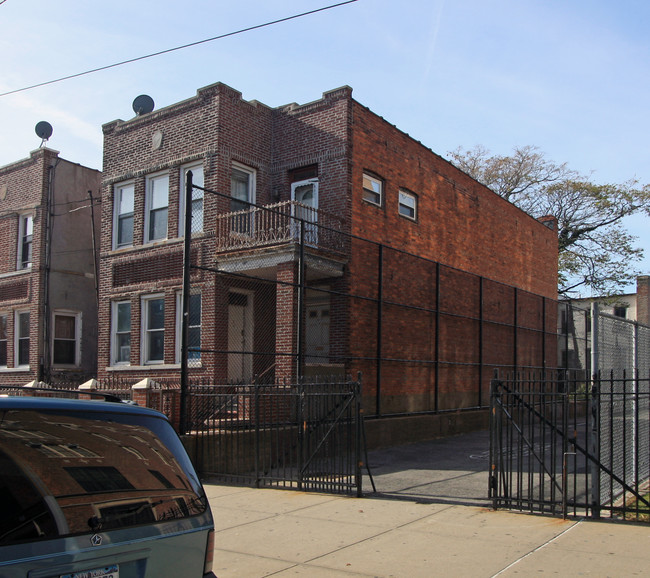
xmin=0 ymin=149 xmax=52 ymax=381
xmin=349 ymin=101 xmax=558 ymax=298
xmin=347 ymin=102 xmax=558 ymax=413
xmin=98 ymin=82 xmax=558 ymax=416
xmin=637 ymin=276 xmax=650 ymax=326
xmin=98 ymin=83 xmax=354 ymax=381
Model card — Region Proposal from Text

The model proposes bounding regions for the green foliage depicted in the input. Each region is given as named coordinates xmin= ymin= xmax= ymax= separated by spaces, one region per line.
xmin=449 ymin=145 xmax=650 ymax=295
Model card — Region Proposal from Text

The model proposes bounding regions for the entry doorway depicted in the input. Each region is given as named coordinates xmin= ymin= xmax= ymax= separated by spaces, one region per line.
xmin=305 ymin=301 xmax=330 ymax=364
xmin=291 ymin=179 xmax=318 ymax=245
xmin=228 ymin=291 xmax=254 ymax=382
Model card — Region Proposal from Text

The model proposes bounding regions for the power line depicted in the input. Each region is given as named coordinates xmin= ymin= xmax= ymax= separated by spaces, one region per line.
xmin=0 ymin=0 xmax=359 ymax=98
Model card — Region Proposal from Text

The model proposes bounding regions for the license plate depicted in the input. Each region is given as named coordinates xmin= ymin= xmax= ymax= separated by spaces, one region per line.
xmin=60 ymin=564 xmax=119 ymax=578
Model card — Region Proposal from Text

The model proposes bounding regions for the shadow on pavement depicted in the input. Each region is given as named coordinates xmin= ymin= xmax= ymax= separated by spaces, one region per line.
xmin=362 ymin=429 xmax=492 ymax=507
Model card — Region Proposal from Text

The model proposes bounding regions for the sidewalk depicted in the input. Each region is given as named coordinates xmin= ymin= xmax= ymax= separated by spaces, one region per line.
xmin=205 ymin=483 xmax=650 ymax=577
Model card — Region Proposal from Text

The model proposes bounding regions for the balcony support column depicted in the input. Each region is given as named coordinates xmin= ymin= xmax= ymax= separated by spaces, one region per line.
xmin=276 ymin=261 xmax=299 ymax=382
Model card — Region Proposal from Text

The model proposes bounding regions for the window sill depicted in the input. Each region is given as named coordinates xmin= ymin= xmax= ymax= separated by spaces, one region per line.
xmin=107 ymin=363 xmax=181 ymax=372
xmin=0 ymin=268 xmax=32 ymax=280
xmin=0 ymin=366 xmax=31 ymax=372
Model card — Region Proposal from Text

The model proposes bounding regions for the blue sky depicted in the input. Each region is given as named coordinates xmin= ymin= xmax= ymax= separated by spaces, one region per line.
xmin=1 ymin=0 xmax=648 ymax=292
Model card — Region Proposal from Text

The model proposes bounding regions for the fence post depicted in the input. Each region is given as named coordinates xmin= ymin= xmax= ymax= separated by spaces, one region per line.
xmin=296 ymin=220 xmax=305 ymax=380
xmin=297 ymin=379 xmax=304 ymax=491
xmin=489 ymin=369 xmax=501 ymax=510
xmin=254 ymin=383 xmax=261 ymax=488
xmin=589 ymin=371 xmax=601 ymax=518
xmin=589 ymin=302 xmax=600 ymax=518
xmin=179 ymin=170 xmax=193 ymax=435
xmin=355 ymin=372 xmax=363 ymax=497
xmin=132 ymin=378 xmax=156 ymax=409
xmin=78 ymin=378 xmax=98 ymax=400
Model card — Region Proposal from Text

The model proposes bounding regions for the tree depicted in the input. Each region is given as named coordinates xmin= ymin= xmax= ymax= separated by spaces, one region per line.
xmin=448 ymin=145 xmax=650 ymax=296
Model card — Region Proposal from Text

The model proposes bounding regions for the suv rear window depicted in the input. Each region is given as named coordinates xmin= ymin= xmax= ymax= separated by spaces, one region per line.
xmin=0 ymin=407 xmax=208 ymax=545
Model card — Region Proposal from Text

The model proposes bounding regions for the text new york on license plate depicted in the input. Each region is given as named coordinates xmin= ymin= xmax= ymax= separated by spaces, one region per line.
xmin=60 ymin=564 xmax=119 ymax=578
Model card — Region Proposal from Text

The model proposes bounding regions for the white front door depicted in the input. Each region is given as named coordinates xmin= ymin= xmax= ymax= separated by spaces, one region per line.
xmin=305 ymin=302 xmax=330 ymax=364
xmin=228 ymin=291 xmax=254 ymax=382
xmin=291 ymin=179 xmax=318 ymax=245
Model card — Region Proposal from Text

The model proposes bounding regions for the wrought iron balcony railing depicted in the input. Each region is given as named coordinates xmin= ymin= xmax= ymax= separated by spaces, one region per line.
xmin=215 ymin=200 xmax=346 ymax=253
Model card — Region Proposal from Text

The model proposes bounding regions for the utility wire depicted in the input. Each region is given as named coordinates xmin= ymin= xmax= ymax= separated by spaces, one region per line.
xmin=0 ymin=0 xmax=359 ymax=98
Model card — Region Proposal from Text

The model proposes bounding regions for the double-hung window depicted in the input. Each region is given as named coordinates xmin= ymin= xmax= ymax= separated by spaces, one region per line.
xmin=15 ymin=311 xmax=29 ymax=367
xmin=142 ymin=295 xmax=165 ymax=364
xmin=114 ymin=182 xmax=134 ymax=248
xmin=53 ymin=312 xmax=80 ymax=366
xmin=362 ymin=173 xmax=383 ymax=206
xmin=398 ymin=189 xmax=418 ymax=220
xmin=0 ymin=315 xmax=6 ymax=367
xmin=145 ymin=173 xmax=169 ymax=243
xmin=176 ymin=292 xmax=201 ymax=365
xmin=230 ymin=163 xmax=256 ymax=234
xmin=18 ymin=214 xmax=33 ymax=269
xmin=112 ymin=301 xmax=131 ymax=365
xmin=180 ymin=164 xmax=204 ymax=236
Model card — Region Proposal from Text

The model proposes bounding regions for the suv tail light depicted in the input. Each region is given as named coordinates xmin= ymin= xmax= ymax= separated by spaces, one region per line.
xmin=204 ymin=529 xmax=215 ymax=576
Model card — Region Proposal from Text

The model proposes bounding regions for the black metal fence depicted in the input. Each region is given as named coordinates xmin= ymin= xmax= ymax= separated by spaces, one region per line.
xmin=180 ymin=176 xmax=558 ymax=421
xmin=490 ymin=369 xmax=650 ymax=521
xmin=188 ymin=376 xmax=363 ymax=495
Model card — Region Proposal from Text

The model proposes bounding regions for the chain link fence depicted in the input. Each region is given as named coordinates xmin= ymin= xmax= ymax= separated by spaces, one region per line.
xmin=176 ymin=177 xmax=558 ymax=419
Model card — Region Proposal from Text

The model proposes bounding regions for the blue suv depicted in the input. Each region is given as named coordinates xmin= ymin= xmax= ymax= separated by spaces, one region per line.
xmin=0 ymin=393 xmax=216 ymax=577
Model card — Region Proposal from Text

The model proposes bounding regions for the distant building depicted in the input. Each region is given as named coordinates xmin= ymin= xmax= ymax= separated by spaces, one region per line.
xmin=558 ymin=276 xmax=650 ymax=371
xmin=0 ymin=148 xmax=101 ymax=384
xmin=564 ymin=276 xmax=650 ymax=324
xmin=97 ymin=82 xmax=558 ymax=413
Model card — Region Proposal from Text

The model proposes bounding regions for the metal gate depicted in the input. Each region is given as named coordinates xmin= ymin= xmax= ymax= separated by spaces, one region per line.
xmin=489 ymin=370 xmax=650 ymax=521
xmin=189 ymin=377 xmax=363 ymax=496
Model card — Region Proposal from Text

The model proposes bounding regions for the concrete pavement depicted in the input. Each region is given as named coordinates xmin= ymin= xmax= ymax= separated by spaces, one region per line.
xmin=204 ymin=430 xmax=650 ymax=577
xmin=205 ymin=484 xmax=650 ymax=577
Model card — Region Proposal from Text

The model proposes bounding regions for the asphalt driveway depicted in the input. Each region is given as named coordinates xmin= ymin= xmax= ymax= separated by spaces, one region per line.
xmin=362 ymin=428 xmax=491 ymax=506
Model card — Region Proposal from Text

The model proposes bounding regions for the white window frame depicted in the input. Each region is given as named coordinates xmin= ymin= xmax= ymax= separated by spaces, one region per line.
xmin=113 ymin=181 xmax=135 ymax=249
xmin=0 ymin=314 xmax=7 ymax=368
xmin=230 ymin=162 xmax=256 ymax=235
xmin=175 ymin=291 xmax=202 ymax=366
xmin=362 ymin=173 xmax=383 ymax=207
xmin=51 ymin=310 xmax=81 ymax=367
xmin=141 ymin=294 xmax=165 ymax=365
xmin=144 ymin=172 xmax=169 ymax=243
xmin=17 ymin=213 xmax=33 ymax=269
xmin=15 ymin=310 xmax=30 ymax=368
xmin=179 ymin=163 xmax=204 ymax=237
xmin=111 ymin=300 xmax=132 ymax=366
xmin=398 ymin=189 xmax=418 ymax=221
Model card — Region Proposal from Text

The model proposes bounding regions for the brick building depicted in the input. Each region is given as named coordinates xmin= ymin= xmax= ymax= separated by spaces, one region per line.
xmin=98 ymin=83 xmax=557 ymax=413
xmin=0 ymin=148 xmax=101 ymax=384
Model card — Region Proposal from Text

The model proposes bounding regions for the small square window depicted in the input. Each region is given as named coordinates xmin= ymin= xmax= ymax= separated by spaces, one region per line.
xmin=398 ymin=190 xmax=417 ymax=220
xmin=362 ymin=174 xmax=382 ymax=206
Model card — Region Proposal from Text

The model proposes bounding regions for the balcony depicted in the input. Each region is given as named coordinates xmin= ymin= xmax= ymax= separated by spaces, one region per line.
xmin=215 ymin=200 xmax=346 ymax=254
xmin=214 ymin=201 xmax=347 ymax=281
